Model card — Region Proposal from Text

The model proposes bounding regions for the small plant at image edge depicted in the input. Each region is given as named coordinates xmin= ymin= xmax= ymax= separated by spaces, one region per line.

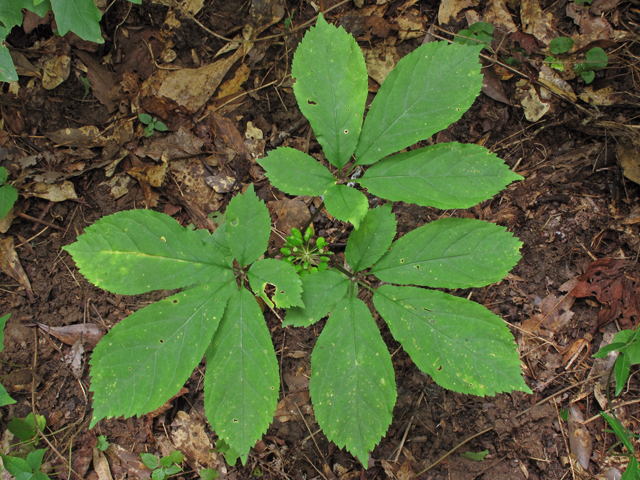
xmin=545 ymin=37 xmax=575 ymax=71
xmin=280 ymin=227 xmax=331 ymax=277
xmin=138 ymin=113 xmax=169 ymax=137
xmin=0 ymin=168 xmax=18 ymax=220
xmin=63 ymin=13 xmax=529 ymax=465
xmin=593 ymin=325 xmax=640 ymax=479
xmin=96 ymin=435 xmax=109 ymax=451
xmin=544 ymin=36 xmax=607 ymax=83
xmin=0 ymin=313 xmax=16 ymax=406
xmin=8 ymin=412 xmax=47 ymax=446
xmin=1 ymin=449 xmax=49 ymax=480
xmin=141 ymin=450 xmax=183 ymax=480
xmin=0 ymin=0 xmax=140 ymax=83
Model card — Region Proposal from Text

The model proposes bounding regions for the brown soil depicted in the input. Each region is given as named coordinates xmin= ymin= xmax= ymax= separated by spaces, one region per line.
xmin=1 ymin=0 xmax=639 ymax=479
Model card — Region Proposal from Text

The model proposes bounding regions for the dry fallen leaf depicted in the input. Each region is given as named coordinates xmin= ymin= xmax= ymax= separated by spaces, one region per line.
xmin=364 ymin=45 xmax=399 ymax=85
xmin=484 ymin=0 xmax=517 ymax=33
xmin=568 ymin=404 xmax=592 ymax=470
xmin=438 ymin=0 xmax=479 ymax=25
xmin=26 ymin=181 xmax=78 ymax=202
xmin=520 ymin=0 xmax=556 ymax=45
xmin=169 ymin=410 xmax=222 ymax=471
xmin=515 ymin=82 xmax=551 ymax=122
xmin=142 ymin=127 xmax=204 ymax=162
xmin=617 ymin=138 xmax=640 ymax=185
xmin=93 ymin=447 xmax=114 ymax=480
xmin=46 ymin=126 xmax=107 ymax=148
xmin=42 ymin=55 xmax=71 ymax=90
xmin=0 ymin=236 xmax=34 ymax=301
xmin=28 ymin=321 xmax=105 ymax=350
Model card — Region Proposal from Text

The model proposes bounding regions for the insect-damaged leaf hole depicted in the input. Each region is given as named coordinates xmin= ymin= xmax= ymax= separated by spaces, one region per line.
xmin=308 ymin=99 xmax=317 ymax=105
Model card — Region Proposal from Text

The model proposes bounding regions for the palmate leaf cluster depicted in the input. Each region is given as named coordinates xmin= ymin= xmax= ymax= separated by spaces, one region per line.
xmin=63 ymin=13 xmax=530 ymax=467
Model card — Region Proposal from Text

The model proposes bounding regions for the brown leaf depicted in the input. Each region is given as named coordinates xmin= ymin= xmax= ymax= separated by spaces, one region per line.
xmin=25 ymin=181 xmax=78 ymax=202
xmin=28 ymin=322 xmax=105 ymax=350
xmin=42 ymin=55 xmax=71 ymax=90
xmin=46 ymin=126 xmax=107 ymax=148
xmin=75 ymin=51 xmax=121 ymax=112
xmin=141 ymin=127 xmax=204 ymax=162
xmin=438 ymin=0 xmax=479 ymax=24
xmin=0 ymin=236 xmax=34 ymax=301
xmin=568 ymin=405 xmax=592 ymax=470
xmin=566 ymin=257 xmax=640 ymax=331
xmin=484 ymin=0 xmax=517 ymax=33
xmin=618 ymin=138 xmax=640 ymax=185
xmin=127 ymin=162 xmax=168 ymax=188
xmin=481 ymin=66 xmax=511 ymax=105
xmin=521 ymin=0 xmax=556 ymax=45
xmin=169 ymin=410 xmax=222 ymax=471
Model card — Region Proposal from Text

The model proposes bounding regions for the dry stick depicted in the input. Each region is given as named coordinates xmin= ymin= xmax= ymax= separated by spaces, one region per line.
xmin=30 ymin=329 xmax=82 ymax=478
xmin=554 ymin=398 xmax=577 ymax=480
xmin=15 ymin=212 xmax=65 ymax=231
xmin=393 ymin=416 xmax=414 ymax=463
xmin=411 ymin=372 xmax=609 ymax=478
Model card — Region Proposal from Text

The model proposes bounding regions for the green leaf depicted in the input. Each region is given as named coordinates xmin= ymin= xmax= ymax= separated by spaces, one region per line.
xmin=0 ymin=0 xmax=26 ymax=29
xmin=247 ymin=259 xmax=303 ymax=309
xmin=166 ymin=450 xmax=183 ymax=464
xmin=292 ymin=13 xmax=368 ymax=168
xmin=225 ymin=184 xmax=271 ymax=268
xmin=601 ymin=413 xmax=634 ymax=453
xmin=0 ymin=167 xmax=7 ymax=185
xmin=152 ymin=468 xmax=168 ymax=480
xmin=204 ymin=288 xmax=279 ymax=464
xmin=614 ymin=352 xmax=631 ymax=396
xmin=154 ymin=121 xmax=169 ymax=132
xmin=164 ymin=464 xmax=182 ymax=475
xmin=371 ymin=218 xmax=522 ymax=289
xmin=611 ymin=328 xmax=640 ymax=364
xmin=26 ymin=449 xmax=45 ymax=471
xmin=0 ymin=312 xmax=9 ymax=347
xmin=97 ymin=435 xmax=109 ymax=451
xmin=621 ymin=457 xmax=639 ymax=480
xmin=0 ymin=184 xmax=18 ymax=219
xmin=460 ymin=449 xmax=489 ymax=461
xmin=25 ymin=0 xmax=52 ymax=18
xmin=359 ymin=143 xmax=522 ymax=209
xmin=0 ymin=44 xmax=18 ymax=85
xmin=50 ymin=0 xmax=103 ymax=43
xmin=574 ymin=47 xmax=608 ymax=76
xmin=257 ymin=148 xmax=335 ymax=196
xmin=310 ymin=295 xmax=396 ymax=463
xmin=0 ymin=383 xmax=15 ymax=406
xmin=593 ymin=342 xmax=628 ymax=358
xmin=89 ymin=281 xmax=232 ymax=427
xmin=65 ymin=210 xmax=231 ymax=295
xmin=204 ymin=223 xmax=233 ymax=265
xmin=1 ymin=455 xmax=31 ymax=478
xmin=141 ymin=453 xmax=160 ymax=470
xmin=199 ymin=468 xmax=219 ymax=480
xmin=324 ymin=184 xmax=369 ymax=229
xmin=580 ymin=70 xmax=595 ymax=84
xmin=283 ymin=270 xmax=349 ymax=327
xmin=549 ymin=37 xmax=574 ymax=55
xmin=345 ymin=203 xmax=396 ymax=273
xmin=355 ymin=42 xmax=483 ymax=166
xmin=374 ymin=285 xmax=530 ymax=395
xmin=8 ymin=416 xmax=39 ymax=443
xmin=138 ymin=113 xmax=153 ymax=124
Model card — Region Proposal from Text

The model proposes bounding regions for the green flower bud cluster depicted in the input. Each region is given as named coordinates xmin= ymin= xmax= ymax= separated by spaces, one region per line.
xmin=280 ymin=227 xmax=331 ymax=277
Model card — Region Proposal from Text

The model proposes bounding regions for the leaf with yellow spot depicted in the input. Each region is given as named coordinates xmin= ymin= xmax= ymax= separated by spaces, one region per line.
xmin=310 ymin=294 xmax=396 ymax=463
xmin=89 ymin=280 xmax=233 ymax=427
xmin=374 ymin=285 xmax=531 ymax=396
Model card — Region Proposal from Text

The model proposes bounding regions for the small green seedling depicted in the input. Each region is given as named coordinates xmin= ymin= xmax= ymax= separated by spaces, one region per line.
xmin=1 ymin=449 xmax=49 ymax=480
xmin=214 ymin=438 xmax=240 ymax=466
xmin=280 ymin=227 xmax=331 ymax=277
xmin=593 ymin=325 xmax=640 ymax=479
xmin=0 ymin=167 xmax=18 ymax=220
xmin=460 ymin=450 xmax=489 ymax=461
xmin=456 ymin=22 xmax=494 ymax=47
xmin=138 ymin=113 xmax=169 ymax=137
xmin=574 ymin=47 xmax=608 ymax=84
xmin=141 ymin=451 xmax=183 ymax=480
xmin=96 ymin=435 xmax=109 ymax=451
xmin=0 ymin=313 xmax=16 ymax=406
xmin=545 ymin=37 xmax=575 ymax=71
xmin=80 ymin=76 xmax=92 ymax=100
xmin=8 ymin=412 xmax=46 ymax=446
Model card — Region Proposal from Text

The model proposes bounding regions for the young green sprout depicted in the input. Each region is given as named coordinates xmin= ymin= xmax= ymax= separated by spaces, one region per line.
xmin=280 ymin=227 xmax=331 ymax=277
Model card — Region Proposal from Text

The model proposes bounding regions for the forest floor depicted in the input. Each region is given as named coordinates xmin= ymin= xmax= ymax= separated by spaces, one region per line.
xmin=0 ymin=0 xmax=639 ymax=479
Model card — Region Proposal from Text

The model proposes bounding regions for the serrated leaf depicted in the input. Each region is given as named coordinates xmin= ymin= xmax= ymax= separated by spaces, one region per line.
xmin=89 ymin=281 xmax=232 ymax=427
xmin=371 ymin=218 xmax=522 ymax=288
xmin=225 ymin=184 xmax=271 ymax=268
xmin=0 ymin=44 xmax=18 ymax=84
xmin=50 ymin=0 xmax=103 ymax=43
xmin=310 ymin=295 xmax=396 ymax=463
xmin=345 ymin=203 xmax=396 ymax=273
xmin=65 ymin=210 xmax=231 ymax=295
xmin=324 ymin=184 xmax=369 ymax=229
xmin=258 ymin=147 xmax=335 ymax=195
xmin=283 ymin=270 xmax=349 ymax=327
xmin=204 ymin=288 xmax=279 ymax=464
xmin=292 ymin=13 xmax=367 ymax=168
xmin=0 ymin=0 xmax=26 ymax=29
xmin=0 ymin=184 xmax=18 ymax=219
xmin=204 ymin=223 xmax=233 ymax=265
xmin=355 ymin=42 xmax=483 ymax=166
xmin=359 ymin=143 xmax=522 ymax=209
xmin=374 ymin=285 xmax=530 ymax=395
xmin=25 ymin=0 xmax=52 ymax=18
xmin=247 ymin=258 xmax=303 ymax=309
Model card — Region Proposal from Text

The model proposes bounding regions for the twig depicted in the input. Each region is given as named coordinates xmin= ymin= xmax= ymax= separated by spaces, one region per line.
xmin=15 ymin=212 xmax=65 ymax=231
